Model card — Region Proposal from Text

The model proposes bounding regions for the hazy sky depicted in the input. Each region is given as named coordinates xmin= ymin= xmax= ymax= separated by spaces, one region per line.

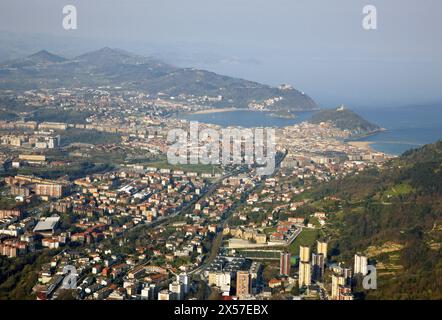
xmin=0 ymin=0 xmax=441 ymax=107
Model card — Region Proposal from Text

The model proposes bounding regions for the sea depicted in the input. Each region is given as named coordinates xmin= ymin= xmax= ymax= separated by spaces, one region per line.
xmin=180 ymin=110 xmax=313 ymax=128
xmin=351 ymin=104 xmax=442 ymax=155
xmin=179 ymin=104 xmax=442 ymax=156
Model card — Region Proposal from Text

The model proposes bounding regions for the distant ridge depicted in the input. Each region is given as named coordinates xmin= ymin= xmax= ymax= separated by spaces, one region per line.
xmin=0 ymin=47 xmax=319 ymax=112
xmin=27 ymin=50 xmax=66 ymax=63
xmin=1 ymin=50 xmax=67 ymax=68
xmin=74 ymin=47 xmax=149 ymax=66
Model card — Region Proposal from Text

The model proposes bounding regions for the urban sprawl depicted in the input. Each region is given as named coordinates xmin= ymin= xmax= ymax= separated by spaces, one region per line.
xmin=0 ymin=87 xmax=389 ymax=300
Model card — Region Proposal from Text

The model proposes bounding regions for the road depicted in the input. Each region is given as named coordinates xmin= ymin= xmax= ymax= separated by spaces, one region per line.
xmin=189 ymin=151 xmax=288 ymax=299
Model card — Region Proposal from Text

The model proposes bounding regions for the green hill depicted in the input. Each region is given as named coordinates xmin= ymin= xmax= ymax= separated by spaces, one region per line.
xmin=309 ymin=106 xmax=381 ymax=135
xmin=314 ymin=141 xmax=442 ymax=299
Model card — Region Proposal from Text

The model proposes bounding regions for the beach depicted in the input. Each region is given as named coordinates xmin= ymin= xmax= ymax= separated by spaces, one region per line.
xmin=347 ymin=141 xmax=374 ymax=152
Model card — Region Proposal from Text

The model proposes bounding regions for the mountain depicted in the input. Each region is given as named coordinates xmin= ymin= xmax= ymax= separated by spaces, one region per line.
xmin=314 ymin=141 xmax=442 ymax=299
xmin=75 ymin=47 xmax=149 ymax=67
xmin=1 ymin=50 xmax=67 ymax=69
xmin=0 ymin=48 xmax=318 ymax=112
xmin=309 ymin=105 xmax=381 ymax=135
xmin=27 ymin=50 xmax=66 ymax=64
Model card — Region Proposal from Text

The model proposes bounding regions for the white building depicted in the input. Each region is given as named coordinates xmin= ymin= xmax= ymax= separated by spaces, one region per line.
xmin=354 ymin=254 xmax=368 ymax=275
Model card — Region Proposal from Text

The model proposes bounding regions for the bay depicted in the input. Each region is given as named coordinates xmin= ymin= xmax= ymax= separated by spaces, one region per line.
xmin=352 ymin=104 xmax=442 ymax=155
xmin=178 ymin=104 xmax=442 ymax=156
xmin=179 ymin=110 xmax=313 ymax=128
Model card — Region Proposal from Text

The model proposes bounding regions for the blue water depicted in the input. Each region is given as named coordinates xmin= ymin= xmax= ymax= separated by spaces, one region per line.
xmin=180 ymin=110 xmax=313 ymax=128
xmin=351 ymin=104 xmax=442 ymax=155
xmin=179 ymin=105 xmax=442 ymax=156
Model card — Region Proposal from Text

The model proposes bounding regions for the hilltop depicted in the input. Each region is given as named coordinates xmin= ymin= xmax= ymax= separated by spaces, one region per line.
xmin=1 ymin=50 xmax=67 ymax=68
xmin=27 ymin=50 xmax=67 ymax=64
xmin=74 ymin=47 xmax=154 ymax=67
xmin=309 ymin=106 xmax=381 ymax=135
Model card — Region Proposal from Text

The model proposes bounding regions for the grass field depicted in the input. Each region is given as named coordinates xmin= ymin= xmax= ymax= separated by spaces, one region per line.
xmin=61 ymin=129 xmax=121 ymax=146
xmin=16 ymin=162 xmax=113 ymax=180
xmin=263 ymin=227 xmax=277 ymax=235
xmin=239 ymin=250 xmax=280 ymax=260
xmin=288 ymin=228 xmax=319 ymax=256
xmin=384 ymin=183 xmax=414 ymax=198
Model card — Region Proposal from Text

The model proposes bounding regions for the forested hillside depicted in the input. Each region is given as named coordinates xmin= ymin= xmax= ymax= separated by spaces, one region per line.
xmin=316 ymin=141 xmax=442 ymax=299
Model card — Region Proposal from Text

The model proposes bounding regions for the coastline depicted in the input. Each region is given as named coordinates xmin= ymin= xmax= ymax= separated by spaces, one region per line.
xmin=347 ymin=137 xmax=399 ymax=157
xmin=345 ymin=128 xmax=388 ymax=154
xmin=345 ymin=128 xmax=387 ymax=141
xmin=347 ymin=141 xmax=374 ymax=152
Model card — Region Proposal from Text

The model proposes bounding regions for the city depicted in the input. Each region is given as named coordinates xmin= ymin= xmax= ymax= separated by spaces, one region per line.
xmin=0 ymin=0 xmax=441 ymax=311
xmin=0 ymin=88 xmax=389 ymax=300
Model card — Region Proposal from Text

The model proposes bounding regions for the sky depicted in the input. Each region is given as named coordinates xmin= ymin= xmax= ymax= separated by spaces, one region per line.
xmin=0 ymin=0 xmax=441 ymax=108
